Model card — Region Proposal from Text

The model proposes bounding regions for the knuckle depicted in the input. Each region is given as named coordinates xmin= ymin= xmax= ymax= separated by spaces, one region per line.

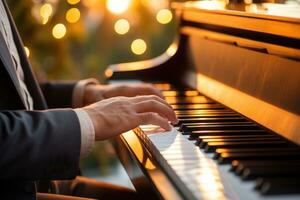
xmin=150 ymin=94 xmax=159 ymax=101
xmin=147 ymin=99 xmax=157 ymax=106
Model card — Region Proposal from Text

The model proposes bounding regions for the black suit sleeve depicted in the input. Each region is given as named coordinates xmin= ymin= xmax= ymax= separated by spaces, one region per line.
xmin=40 ymin=82 xmax=77 ymax=108
xmin=0 ymin=109 xmax=81 ymax=180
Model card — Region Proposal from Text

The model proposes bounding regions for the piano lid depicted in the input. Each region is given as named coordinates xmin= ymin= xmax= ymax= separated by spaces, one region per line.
xmin=173 ymin=0 xmax=300 ymax=40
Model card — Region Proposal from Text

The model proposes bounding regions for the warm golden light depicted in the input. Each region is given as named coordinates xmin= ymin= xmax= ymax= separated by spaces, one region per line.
xmin=131 ymin=39 xmax=147 ymax=55
xmin=188 ymin=1 xmax=226 ymax=10
xmin=156 ymin=9 xmax=172 ymax=24
xmin=106 ymin=0 xmax=131 ymax=14
xmin=67 ymin=0 xmax=81 ymax=5
xmin=24 ymin=46 xmax=30 ymax=57
xmin=66 ymin=8 xmax=81 ymax=23
xmin=52 ymin=23 xmax=66 ymax=39
xmin=145 ymin=158 xmax=156 ymax=170
xmin=162 ymin=91 xmax=177 ymax=97
xmin=114 ymin=19 xmax=130 ymax=35
xmin=185 ymin=91 xmax=199 ymax=96
xmin=40 ymin=3 xmax=53 ymax=24
xmin=153 ymin=83 xmax=172 ymax=90
xmin=105 ymin=68 xmax=113 ymax=78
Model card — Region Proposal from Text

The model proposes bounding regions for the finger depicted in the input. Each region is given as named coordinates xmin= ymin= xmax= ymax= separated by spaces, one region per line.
xmin=121 ymin=84 xmax=164 ymax=99
xmin=131 ymin=95 xmax=173 ymax=110
xmin=137 ymin=84 xmax=165 ymax=99
xmin=134 ymin=100 xmax=177 ymax=124
xmin=138 ymin=112 xmax=172 ymax=131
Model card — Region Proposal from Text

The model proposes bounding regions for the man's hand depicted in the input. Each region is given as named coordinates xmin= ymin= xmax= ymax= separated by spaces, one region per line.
xmin=83 ymin=83 xmax=164 ymax=105
xmin=83 ymin=95 xmax=177 ymax=140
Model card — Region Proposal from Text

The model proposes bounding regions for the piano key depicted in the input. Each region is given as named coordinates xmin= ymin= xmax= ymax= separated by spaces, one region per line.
xmin=182 ymin=123 xmax=260 ymax=132
xmin=256 ymin=178 xmax=300 ymax=195
xmin=172 ymin=104 xmax=225 ymax=110
xmin=242 ymin=165 xmax=300 ymax=180
xmin=162 ymin=90 xmax=199 ymax=97
xmin=189 ymin=130 xmax=266 ymax=138
xmin=231 ymin=160 xmax=300 ymax=172
xmin=175 ymin=110 xmax=234 ymax=115
xmin=200 ymin=137 xmax=281 ymax=149
xmin=165 ymin=96 xmax=214 ymax=104
xmin=215 ymin=146 xmax=297 ymax=159
xmin=218 ymin=151 xmax=300 ymax=164
xmin=177 ymin=113 xmax=241 ymax=119
xmin=198 ymin=134 xmax=274 ymax=142
xmin=180 ymin=121 xmax=254 ymax=129
xmin=205 ymin=140 xmax=288 ymax=153
xmin=177 ymin=117 xmax=246 ymax=125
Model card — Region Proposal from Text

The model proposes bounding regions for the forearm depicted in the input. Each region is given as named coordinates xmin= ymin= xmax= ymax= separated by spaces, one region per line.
xmin=0 ymin=109 xmax=81 ymax=180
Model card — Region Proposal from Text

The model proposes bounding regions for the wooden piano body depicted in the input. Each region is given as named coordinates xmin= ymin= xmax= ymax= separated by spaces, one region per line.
xmin=106 ymin=1 xmax=300 ymax=199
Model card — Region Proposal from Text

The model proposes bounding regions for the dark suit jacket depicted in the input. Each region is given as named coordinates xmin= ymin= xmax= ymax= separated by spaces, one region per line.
xmin=0 ymin=1 xmax=82 ymax=199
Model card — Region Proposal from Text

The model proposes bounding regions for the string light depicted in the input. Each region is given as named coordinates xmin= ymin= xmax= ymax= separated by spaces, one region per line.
xmin=106 ymin=0 xmax=131 ymax=14
xmin=24 ymin=46 xmax=30 ymax=57
xmin=66 ymin=8 xmax=81 ymax=23
xmin=40 ymin=3 xmax=53 ymax=24
xmin=52 ymin=23 xmax=67 ymax=39
xmin=114 ymin=19 xmax=130 ymax=35
xmin=131 ymin=39 xmax=147 ymax=55
xmin=67 ymin=0 xmax=81 ymax=5
xmin=156 ymin=9 xmax=172 ymax=24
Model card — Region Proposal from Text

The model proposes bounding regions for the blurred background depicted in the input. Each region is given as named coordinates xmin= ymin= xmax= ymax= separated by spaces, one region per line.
xmin=8 ymin=0 xmax=187 ymax=188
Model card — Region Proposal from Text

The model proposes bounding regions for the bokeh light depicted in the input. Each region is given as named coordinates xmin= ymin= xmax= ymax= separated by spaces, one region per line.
xmin=67 ymin=0 xmax=81 ymax=5
xmin=24 ymin=46 xmax=30 ymax=57
xmin=106 ymin=0 xmax=131 ymax=14
xmin=52 ymin=23 xmax=67 ymax=39
xmin=156 ymin=9 xmax=172 ymax=24
xmin=114 ymin=19 xmax=130 ymax=35
xmin=66 ymin=8 xmax=81 ymax=23
xmin=131 ymin=39 xmax=147 ymax=55
xmin=40 ymin=3 xmax=53 ymax=24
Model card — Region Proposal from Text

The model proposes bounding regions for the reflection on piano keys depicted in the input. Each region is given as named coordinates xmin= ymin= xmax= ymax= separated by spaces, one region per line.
xmin=109 ymin=1 xmax=300 ymax=199
xmin=130 ymin=86 xmax=300 ymax=199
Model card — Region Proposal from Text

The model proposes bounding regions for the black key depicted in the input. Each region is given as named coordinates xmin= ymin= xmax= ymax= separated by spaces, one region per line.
xmin=182 ymin=123 xmax=260 ymax=132
xmin=205 ymin=140 xmax=288 ymax=153
xmin=180 ymin=122 xmax=255 ymax=131
xmin=242 ymin=165 xmax=300 ymax=180
xmin=177 ymin=113 xmax=241 ymax=119
xmin=256 ymin=178 xmax=300 ymax=195
xmin=214 ymin=146 xmax=297 ymax=159
xmin=172 ymin=104 xmax=225 ymax=110
xmin=175 ymin=110 xmax=234 ymax=115
xmin=231 ymin=160 xmax=300 ymax=172
xmin=177 ymin=117 xmax=246 ymax=125
xmin=189 ymin=130 xmax=266 ymax=138
xmin=198 ymin=134 xmax=274 ymax=142
xmin=235 ymin=159 xmax=300 ymax=175
xmin=200 ymin=137 xmax=280 ymax=150
xmin=218 ymin=150 xmax=300 ymax=164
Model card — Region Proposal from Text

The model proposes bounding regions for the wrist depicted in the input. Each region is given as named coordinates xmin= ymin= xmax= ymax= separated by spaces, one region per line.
xmin=83 ymin=84 xmax=97 ymax=106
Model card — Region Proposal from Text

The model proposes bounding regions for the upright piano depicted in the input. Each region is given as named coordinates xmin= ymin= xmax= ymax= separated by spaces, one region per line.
xmin=106 ymin=1 xmax=300 ymax=199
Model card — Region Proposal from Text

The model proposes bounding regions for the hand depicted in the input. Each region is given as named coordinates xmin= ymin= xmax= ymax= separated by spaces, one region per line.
xmin=83 ymin=83 xmax=164 ymax=105
xmin=83 ymin=95 xmax=177 ymax=140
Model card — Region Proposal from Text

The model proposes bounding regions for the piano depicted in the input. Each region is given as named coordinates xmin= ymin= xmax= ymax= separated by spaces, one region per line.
xmin=105 ymin=1 xmax=300 ymax=199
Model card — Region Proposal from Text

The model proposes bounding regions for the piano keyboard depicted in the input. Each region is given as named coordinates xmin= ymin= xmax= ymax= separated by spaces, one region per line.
xmin=130 ymin=83 xmax=300 ymax=200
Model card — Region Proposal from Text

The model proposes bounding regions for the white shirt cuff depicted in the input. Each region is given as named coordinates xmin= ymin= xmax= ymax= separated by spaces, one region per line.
xmin=72 ymin=78 xmax=99 ymax=108
xmin=74 ymin=108 xmax=95 ymax=157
